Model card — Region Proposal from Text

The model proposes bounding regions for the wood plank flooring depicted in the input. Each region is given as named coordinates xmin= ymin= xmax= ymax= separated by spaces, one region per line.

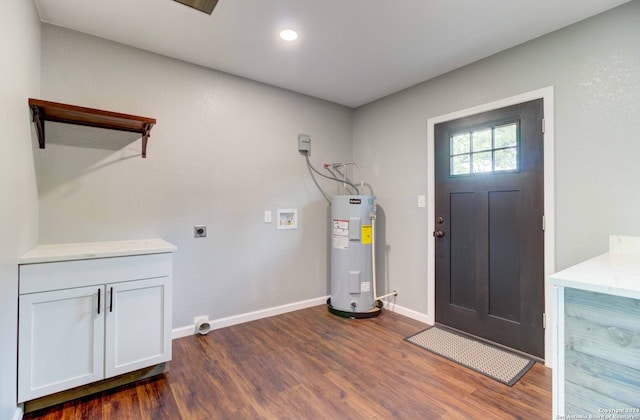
xmin=23 ymin=305 xmax=551 ymax=419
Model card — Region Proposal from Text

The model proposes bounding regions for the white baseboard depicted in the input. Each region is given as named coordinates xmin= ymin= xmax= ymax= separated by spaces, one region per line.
xmin=13 ymin=406 xmax=23 ymax=420
xmin=381 ymin=300 xmax=432 ymax=325
xmin=172 ymin=296 xmax=432 ymax=339
xmin=172 ymin=296 xmax=329 ymax=339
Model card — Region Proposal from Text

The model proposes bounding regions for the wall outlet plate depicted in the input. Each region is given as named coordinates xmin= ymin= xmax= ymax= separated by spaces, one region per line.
xmin=418 ymin=195 xmax=426 ymax=208
xmin=194 ymin=225 xmax=207 ymax=238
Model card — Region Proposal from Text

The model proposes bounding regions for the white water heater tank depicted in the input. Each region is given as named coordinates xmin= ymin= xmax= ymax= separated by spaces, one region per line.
xmin=330 ymin=195 xmax=377 ymax=313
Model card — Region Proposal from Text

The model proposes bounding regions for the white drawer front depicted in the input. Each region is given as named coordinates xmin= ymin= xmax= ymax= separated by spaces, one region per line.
xmin=19 ymin=253 xmax=172 ymax=294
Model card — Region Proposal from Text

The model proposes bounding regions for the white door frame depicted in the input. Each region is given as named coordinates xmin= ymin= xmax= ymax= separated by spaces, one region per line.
xmin=426 ymin=86 xmax=555 ymax=365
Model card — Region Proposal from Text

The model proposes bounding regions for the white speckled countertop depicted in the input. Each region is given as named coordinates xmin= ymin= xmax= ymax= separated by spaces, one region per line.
xmin=548 ymin=235 xmax=640 ymax=300
xmin=18 ymin=239 xmax=177 ymax=264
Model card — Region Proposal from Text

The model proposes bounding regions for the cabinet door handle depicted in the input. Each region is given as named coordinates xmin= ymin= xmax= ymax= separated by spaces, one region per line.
xmin=109 ymin=287 xmax=114 ymax=313
xmin=97 ymin=288 xmax=101 ymax=315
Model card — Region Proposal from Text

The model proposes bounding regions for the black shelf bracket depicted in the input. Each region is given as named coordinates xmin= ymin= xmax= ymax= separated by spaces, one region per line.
xmin=30 ymin=105 xmax=46 ymax=149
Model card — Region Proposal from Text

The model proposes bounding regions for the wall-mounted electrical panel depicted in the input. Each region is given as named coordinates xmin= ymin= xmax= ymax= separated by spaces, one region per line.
xmin=298 ymin=134 xmax=311 ymax=155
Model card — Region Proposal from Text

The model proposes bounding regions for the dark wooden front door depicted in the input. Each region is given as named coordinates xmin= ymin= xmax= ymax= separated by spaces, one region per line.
xmin=434 ymin=99 xmax=545 ymax=358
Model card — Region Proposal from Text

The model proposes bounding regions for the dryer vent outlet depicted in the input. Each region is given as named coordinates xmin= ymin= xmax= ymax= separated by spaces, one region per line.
xmin=194 ymin=316 xmax=211 ymax=335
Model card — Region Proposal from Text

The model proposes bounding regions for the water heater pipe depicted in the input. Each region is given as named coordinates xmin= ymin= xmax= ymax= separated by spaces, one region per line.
xmin=306 ymin=154 xmax=359 ymax=197
xmin=370 ymin=211 xmax=398 ymax=302
xmin=324 ymin=164 xmax=357 ymax=195
xmin=324 ymin=162 xmax=365 ymax=192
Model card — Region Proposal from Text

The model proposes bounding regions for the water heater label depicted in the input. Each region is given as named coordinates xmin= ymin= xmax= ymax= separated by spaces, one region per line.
xmin=333 ymin=236 xmax=349 ymax=249
xmin=361 ymin=225 xmax=372 ymax=244
xmin=332 ymin=219 xmax=349 ymax=249
xmin=333 ymin=219 xmax=349 ymax=230
xmin=349 ymin=198 xmax=361 ymax=204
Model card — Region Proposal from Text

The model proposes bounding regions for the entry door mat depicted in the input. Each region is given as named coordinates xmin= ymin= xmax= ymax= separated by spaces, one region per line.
xmin=405 ymin=325 xmax=535 ymax=386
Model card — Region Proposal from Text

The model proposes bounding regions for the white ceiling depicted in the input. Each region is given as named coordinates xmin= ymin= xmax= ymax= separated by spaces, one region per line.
xmin=34 ymin=0 xmax=630 ymax=108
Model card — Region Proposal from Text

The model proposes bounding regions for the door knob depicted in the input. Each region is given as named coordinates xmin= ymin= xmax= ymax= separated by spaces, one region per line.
xmin=433 ymin=230 xmax=445 ymax=238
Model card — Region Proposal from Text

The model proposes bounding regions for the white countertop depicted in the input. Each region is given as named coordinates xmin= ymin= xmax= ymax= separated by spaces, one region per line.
xmin=548 ymin=236 xmax=640 ymax=300
xmin=19 ymin=239 xmax=177 ymax=264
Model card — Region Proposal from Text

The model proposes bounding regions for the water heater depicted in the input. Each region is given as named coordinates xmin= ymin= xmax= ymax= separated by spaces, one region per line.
xmin=328 ymin=195 xmax=382 ymax=317
xmin=299 ymin=134 xmax=396 ymax=318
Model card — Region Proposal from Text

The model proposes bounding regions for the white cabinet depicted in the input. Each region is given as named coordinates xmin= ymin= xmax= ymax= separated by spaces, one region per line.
xmin=18 ymin=286 xmax=105 ymax=400
xmin=18 ymin=239 xmax=176 ymax=403
xmin=105 ymin=277 xmax=170 ymax=378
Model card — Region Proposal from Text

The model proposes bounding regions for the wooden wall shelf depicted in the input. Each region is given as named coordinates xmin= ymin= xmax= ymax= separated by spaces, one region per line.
xmin=28 ymin=98 xmax=156 ymax=158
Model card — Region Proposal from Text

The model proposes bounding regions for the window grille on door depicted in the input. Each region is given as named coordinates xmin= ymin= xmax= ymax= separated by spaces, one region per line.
xmin=450 ymin=121 xmax=519 ymax=176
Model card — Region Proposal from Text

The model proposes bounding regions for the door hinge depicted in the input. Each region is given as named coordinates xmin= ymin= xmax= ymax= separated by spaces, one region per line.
xmin=542 ymin=118 xmax=545 ymax=134
xmin=542 ymin=215 xmax=546 ymax=231
xmin=543 ymin=313 xmax=547 ymax=329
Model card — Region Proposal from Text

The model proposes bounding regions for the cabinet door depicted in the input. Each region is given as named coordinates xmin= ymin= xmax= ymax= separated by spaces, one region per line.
xmin=104 ymin=277 xmax=172 ymax=378
xmin=18 ymin=286 xmax=105 ymax=402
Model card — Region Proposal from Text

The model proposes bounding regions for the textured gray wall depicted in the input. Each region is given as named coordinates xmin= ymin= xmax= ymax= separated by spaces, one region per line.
xmin=353 ymin=1 xmax=640 ymax=314
xmin=39 ymin=24 xmax=353 ymax=328
xmin=22 ymin=1 xmax=640 ymax=356
xmin=0 ymin=0 xmax=40 ymax=418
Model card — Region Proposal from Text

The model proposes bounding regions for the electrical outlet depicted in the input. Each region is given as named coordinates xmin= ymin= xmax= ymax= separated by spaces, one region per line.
xmin=194 ymin=225 xmax=207 ymax=238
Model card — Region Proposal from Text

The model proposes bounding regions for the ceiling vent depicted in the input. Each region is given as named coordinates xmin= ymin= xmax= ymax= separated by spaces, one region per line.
xmin=173 ymin=0 xmax=219 ymax=15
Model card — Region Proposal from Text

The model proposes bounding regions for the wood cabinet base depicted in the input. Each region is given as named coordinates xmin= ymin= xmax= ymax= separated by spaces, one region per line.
xmin=23 ymin=363 xmax=168 ymax=414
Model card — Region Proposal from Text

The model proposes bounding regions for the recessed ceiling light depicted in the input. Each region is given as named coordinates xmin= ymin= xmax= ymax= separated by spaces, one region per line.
xmin=280 ymin=29 xmax=298 ymax=41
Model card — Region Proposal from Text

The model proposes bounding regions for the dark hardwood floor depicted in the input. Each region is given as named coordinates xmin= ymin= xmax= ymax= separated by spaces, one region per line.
xmin=24 ymin=305 xmax=551 ymax=419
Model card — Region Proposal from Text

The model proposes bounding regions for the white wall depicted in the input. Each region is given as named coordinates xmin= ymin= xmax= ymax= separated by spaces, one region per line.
xmin=38 ymin=24 xmax=353 ymax=328
xmin=0 ymin=0 xmax=40 ymax=418
xmin=353 ymin=1 xmax=640 ymax=314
